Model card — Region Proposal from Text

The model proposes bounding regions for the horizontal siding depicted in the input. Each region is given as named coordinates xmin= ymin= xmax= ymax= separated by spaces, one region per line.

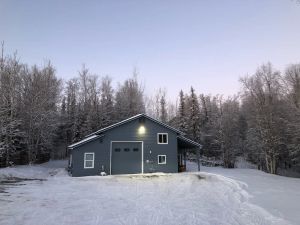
xmin=71 ymin=117 xmax=178 ymax=177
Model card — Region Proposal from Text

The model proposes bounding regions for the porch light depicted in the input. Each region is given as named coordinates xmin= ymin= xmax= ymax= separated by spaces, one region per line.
xmin=138 ymin=125 xmax=146 ymax=135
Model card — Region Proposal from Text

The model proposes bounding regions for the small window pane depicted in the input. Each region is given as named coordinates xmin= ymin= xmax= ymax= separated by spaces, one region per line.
xmin=133 ymin=148 xmax=139 ymax=152
xmin=158 ymin=133 xmax=168 ymax=144
xmin=163 ymin=135 xmax=167 ymax=143
xmin=85 ymin=161 xmax=93 ymax=168
xmin=85 ymin=153 xmax=94 ymax=160
xmin=158 ymin=155 xmax=166 ymax=164
xmin=115 ymin=148 xmax=121 ymax=152
xmin=124 ymin=148 xmax=130 ymax=152
xmin=159 ymin=135 xmax=163 ymax=143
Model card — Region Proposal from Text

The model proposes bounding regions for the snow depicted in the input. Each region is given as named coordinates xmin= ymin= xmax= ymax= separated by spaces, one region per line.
xmin=87 ymin=114 xmax=184 ymax=138
xmin=188 ymin=161 xmax=300 ymax=225
xmin=68 ymin=135 xmax=102 ymax=149
xmin=235 ymin=157 xmax=258 ymax=169
xmin=0 ymin=161 xmax=299 ymax=225
xmin=0 ymin=160 xmax=68 ymax=179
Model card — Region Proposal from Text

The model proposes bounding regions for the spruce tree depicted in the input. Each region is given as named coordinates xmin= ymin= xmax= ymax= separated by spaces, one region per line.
xmin=188 ymin=87 xmax=201 ymax=142
xmin=178 ymin=90 xmax=187 ymax=133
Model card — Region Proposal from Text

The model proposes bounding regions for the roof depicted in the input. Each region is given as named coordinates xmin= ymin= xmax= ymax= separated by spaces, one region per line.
xmin=68 ymin=135 xmax=104 ymax=149
xmin=86 ymin=114 xmax=185 ymax=138
xmin=68 ymin=114 xmax=200 ymax=150
xmin=178 ymin=135 xmax=202 ymax=148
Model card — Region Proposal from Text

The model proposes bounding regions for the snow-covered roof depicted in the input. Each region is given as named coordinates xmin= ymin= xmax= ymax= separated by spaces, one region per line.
xmin=68 ymin=115 xmax=200 ymax=150
xmin=86 ymin=114 xmax=185 ymax=138
xmin=178 ymin=135 xmax=202 ymax=148
xmin=68 ymin=135 xmax=104 ymax=149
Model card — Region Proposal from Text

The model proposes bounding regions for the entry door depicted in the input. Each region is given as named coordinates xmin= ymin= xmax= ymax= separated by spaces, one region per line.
xmin=111 ymin=142 xmax=142 ymax=175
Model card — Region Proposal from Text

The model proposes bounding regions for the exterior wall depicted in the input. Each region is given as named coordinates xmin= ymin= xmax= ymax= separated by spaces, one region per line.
xmin=70 ymin=139 xmax=108 ymax=177
xmin=70 ymin=117 xmax=178 ymax=177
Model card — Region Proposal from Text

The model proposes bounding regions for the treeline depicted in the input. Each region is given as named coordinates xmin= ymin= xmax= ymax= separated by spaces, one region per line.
xmin=61 ymin=66 xmax=145 ymax=145
xmin=0 ymin=52 xmax=61 ymax=166
xmin=0 ymin=47 xmax=300 ymax=175
xmin=170 ymin=62 xmax=300 ymax=175
xmin=0 ymin=50 xmax=145 ymax=166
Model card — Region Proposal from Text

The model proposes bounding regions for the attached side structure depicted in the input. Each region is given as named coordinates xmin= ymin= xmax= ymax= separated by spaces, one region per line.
xmin=68 ymin=114 xmax=201 ymax=177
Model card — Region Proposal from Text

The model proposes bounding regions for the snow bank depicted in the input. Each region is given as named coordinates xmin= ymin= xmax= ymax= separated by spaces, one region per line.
xmin=187 ymin=161 xmax=300 ymax=225
xmin=0 ymin=160 xmax=68 ymax=179
xmin=0 ymin=161 xmax=291 ymax=225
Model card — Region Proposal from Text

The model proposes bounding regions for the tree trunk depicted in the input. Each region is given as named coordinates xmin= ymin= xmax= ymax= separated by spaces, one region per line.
xmin=265 ymin=154 xmax=270 ymax=173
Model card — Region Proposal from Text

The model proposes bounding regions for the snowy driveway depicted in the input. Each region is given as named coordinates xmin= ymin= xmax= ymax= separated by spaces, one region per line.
xmin=192 ymin=163 xmax=300 ymax=225
xmin=0 ymin=161 xmax=297 ymax=225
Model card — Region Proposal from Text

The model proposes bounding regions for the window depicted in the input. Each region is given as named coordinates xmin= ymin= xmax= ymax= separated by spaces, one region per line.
xmin=124 ymin=148 xmax=130 ymax=152
xmin=84 ymin=153 xmax=94 ymax=169
xmin=114 ymin=148 xmax=121 ymax=152
xmin=158 ymin=155 xmax=166 ymax=164
xmin=157 ymin=133 xmax=168 ymax=144
xmin=133 ymin=148 xmax=139 ymax=152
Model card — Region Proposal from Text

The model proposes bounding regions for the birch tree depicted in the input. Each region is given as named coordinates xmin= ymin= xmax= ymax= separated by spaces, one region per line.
xmin=216 ymin=97 xmax=241 ymax=168
xmin=284 ymin=64 xmax=300 ymax=166
xmin=21 ymin=63 xmax=61 ymax=163
xmin=0 ymin=52 xmax=25 ymax=166
xmin=240 ymin=63 xmax=285 ymax=174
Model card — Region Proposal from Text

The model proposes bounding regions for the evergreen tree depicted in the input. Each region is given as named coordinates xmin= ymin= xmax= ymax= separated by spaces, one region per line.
xmin=100 ymin=76 xmax=114 ymax=128
xmin=178 ymin=90 xmax=187 ymax=133
xmin=160 ymin=95 xmax=167 ymax=123
xmin=188 ymin=87 xmax=201 ymax=142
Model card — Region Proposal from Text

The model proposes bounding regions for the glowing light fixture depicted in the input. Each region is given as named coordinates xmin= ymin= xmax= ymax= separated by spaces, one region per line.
xmin=138 ymin=125 xmax=146 ymax=135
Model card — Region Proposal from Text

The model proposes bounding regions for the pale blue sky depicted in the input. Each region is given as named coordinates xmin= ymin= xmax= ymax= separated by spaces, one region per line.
xmin=1 ymin=0 xmax=300 ymax=100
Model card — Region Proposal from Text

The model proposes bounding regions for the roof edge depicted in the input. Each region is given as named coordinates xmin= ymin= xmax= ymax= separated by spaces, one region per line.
xmin=68 ymin=135 xmax=104 ymax=149
xmin=85 ymin=113 xmax=184 ymax=138
xmin=178 ymin=135 xmax=202 ymax=148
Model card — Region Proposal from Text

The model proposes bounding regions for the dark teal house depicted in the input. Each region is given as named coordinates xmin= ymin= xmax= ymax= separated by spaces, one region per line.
xmin=68 ymin=114 xmax=201 ymax=177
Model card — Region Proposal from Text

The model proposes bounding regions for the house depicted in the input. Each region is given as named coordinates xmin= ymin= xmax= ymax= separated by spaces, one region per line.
xmin=68 ymin=114 xmax=201 ymax=177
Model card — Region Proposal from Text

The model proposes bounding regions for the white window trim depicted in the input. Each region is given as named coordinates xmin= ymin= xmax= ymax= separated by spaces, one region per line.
xmin=84 ymin=152 xmax=95 ymax=169
xmin=157 ymin=133 xmax=168 ymax=144
xmin=158 ymin=155 xmax=167 ymax=164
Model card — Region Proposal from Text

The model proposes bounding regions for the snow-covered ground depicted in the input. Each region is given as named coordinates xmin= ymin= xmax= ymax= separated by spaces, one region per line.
xmin=0 ymin=161 xmax=299 ymax=225
xmin=188 ymin=161 xmax=300 ymax=225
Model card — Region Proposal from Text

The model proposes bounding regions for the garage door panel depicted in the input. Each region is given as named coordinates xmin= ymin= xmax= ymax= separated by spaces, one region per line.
xmin=111 ymin=142 xmax=142 ymax=175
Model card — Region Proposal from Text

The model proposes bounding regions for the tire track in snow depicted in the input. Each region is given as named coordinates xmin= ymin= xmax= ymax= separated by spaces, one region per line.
xmin=0 ymin=168 xmax=292 ymax=225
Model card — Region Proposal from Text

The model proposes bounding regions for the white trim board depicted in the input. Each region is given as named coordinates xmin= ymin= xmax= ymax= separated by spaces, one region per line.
xmin=84 ymin=152 xmax=95 ymax=169
xmin=110 ymin=141 xmax=144 ymax=175
xmin=157 ymin=133 xmax=168 ymax=144
xmin=158 ymin=155 xmax=167 ymax=164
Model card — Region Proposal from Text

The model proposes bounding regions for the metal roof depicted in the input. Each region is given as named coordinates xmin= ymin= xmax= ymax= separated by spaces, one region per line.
xmin=86 ymin=114 xmax=185 ymax=138
xmin=68 ymin=135 xmax=104 ymax=149
xmin=68 ymin=114 xmax=201 ymax=150
xmin=177 ymin=135 xmax=202 ymax=148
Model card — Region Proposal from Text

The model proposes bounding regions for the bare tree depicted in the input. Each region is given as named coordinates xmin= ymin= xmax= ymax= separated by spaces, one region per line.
xmin=21 ymin=62 xmax=61 ymax=163
xmin=115 ymin=73 xmax=145 ymax=120
xmin=0 ymin=52 xmax=25 ymax=166
xmin=240 ymin=63 xmax=285 ymax=174
xmin=100 ymin=75 xmax=114 ymax=128
xmin=285 ymin=64 xmax=300 ymax=109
